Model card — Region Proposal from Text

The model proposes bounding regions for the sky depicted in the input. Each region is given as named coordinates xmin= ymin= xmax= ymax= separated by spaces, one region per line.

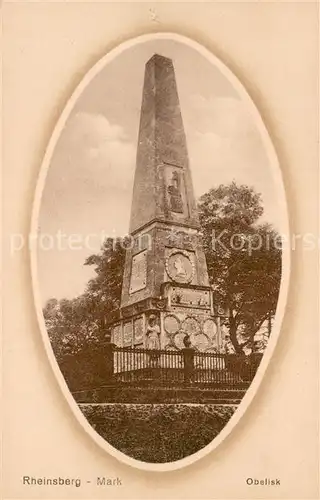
xmin=38 ymin=39 xmax=284 ymax=304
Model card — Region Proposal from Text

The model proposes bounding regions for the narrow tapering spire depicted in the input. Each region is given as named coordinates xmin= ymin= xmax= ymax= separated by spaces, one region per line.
xmin=129 ymin=54 xmax=199 ymax=234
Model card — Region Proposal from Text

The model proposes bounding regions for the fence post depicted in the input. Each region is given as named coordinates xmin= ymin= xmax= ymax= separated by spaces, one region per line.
xmin=182 ymin=348 xmax=195 ymax=385
xmin=103 ymin=342 xmax=115 ymax=382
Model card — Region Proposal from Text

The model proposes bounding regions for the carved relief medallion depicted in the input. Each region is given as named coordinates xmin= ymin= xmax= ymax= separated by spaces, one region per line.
xmin=164 ymin=314 xmax=180 ymax=334
xmin=203 ymin=318 xmax=217 ymax=339
xmin=165 ymin=249 xmax=195 ymax=284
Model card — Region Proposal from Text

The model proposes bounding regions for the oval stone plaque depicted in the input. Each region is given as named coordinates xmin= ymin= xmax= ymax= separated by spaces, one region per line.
xmin=181 ymin=316 xmax=201 ymax=335
xmin=164 ymin=314 xmax=180 ymax=334
xmin=203 ymin=318 xmax=217 ymax=339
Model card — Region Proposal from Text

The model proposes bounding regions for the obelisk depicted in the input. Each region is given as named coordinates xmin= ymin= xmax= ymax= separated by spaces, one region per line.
xmin=110 ymin=54 xmax=223 ymax=352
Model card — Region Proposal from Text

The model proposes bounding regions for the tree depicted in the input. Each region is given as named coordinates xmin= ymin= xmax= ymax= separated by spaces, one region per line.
xmin=83 ymin=236 xmax=128 ymax=331
xmin=198 ymin=181 xmax=281 ymax=354
xmin=43 ymin=237 xmax=127 ymax=359
xmin=43 ymin=295 xmax=98 ymax=362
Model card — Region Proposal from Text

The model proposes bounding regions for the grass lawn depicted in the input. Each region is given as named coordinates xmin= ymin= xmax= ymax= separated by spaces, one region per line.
xmin=80 ymin=403 xmax=236 ymax=463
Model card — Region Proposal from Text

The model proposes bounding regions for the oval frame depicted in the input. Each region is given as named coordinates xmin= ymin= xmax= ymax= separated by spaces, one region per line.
xmin=30 ymin=32 xmax=291 ymax=472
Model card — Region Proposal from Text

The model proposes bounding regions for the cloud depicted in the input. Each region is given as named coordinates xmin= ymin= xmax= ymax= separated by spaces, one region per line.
xmin=41 ymin=112 xmax=136 ymax=236
xmin=186 ymin=95 xmax=254 ymax=138
xmin=184 ymin=96 xmax=268 ymax=192
xmin=70 ymin=111 xmax=128 ymax=141
xmin=65 ymin=111 xmax=136 ymax=190
xmin=39 ymin=112 xmax=137 ymax=303
xmin=183 ymin=95 xmax=280 ymax=228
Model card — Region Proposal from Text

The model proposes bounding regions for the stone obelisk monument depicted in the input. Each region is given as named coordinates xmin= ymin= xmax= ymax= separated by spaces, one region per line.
xmin=110 ymin=54 xmax=223 ymax=351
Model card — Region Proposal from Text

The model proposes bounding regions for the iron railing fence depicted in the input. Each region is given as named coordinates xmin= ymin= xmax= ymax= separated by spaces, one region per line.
xmin=111 ymin=346 xmax=262 ymax=388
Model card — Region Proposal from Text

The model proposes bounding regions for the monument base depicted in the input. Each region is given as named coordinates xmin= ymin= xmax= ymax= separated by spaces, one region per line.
xmin=110 ymin=282 xmax=224 ymax=352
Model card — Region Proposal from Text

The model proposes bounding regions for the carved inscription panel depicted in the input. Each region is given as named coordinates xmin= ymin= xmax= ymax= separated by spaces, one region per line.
xmin=171 ymin=286 xmax=211 ymax=308
xmin=129 ymin=250 xmax=147 ymax=294
xmin=133 ymin=316 xmax=144 ymax=345
xmin=123 ymin=321 xmax=133 ymax=346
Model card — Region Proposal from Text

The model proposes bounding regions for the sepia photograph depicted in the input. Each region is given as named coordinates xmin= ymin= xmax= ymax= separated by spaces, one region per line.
xmin=32 ymin=34 xmax=289 ymax=467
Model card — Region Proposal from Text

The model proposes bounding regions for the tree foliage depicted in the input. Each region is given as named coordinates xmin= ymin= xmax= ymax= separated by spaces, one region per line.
xmin=43 ymin=238 xmax=126 ymax=361
xmin=198 ymin=181 xmax=281 ymax=353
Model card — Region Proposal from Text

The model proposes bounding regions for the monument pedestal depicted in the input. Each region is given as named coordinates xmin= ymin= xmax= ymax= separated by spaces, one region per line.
xmin=110 ymin=281 xmax=223 ymax=352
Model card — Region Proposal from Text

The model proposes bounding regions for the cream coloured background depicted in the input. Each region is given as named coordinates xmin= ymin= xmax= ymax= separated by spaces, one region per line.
xmin=2 ymin=1 xmax=319 ymax=499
